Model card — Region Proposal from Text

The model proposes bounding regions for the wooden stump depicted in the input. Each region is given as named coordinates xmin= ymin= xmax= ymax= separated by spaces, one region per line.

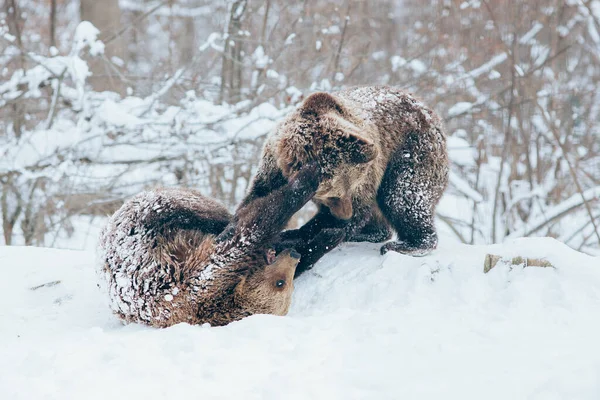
xmin=483 ymin=254 xmax=554 ymax=273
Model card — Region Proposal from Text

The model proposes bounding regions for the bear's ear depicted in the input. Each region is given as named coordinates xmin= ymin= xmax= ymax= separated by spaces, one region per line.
xmin=276 ymin=134 xmax=314 ymax=177
xmin=301 ymin=92 xmax=346 ymax=115
xmin=337 ymin=132 xmax=378 ymax=164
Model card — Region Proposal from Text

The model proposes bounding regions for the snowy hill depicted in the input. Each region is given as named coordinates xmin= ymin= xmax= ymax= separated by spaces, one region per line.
xmin=1 ymin=237 xmax=599 ymax=399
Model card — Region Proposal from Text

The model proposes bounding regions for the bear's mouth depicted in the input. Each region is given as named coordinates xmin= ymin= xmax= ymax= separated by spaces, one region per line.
xmin=324 ymin=196 xmax=353 ymax=220
xmin=313 ymin=193 xmax=354 ymax=221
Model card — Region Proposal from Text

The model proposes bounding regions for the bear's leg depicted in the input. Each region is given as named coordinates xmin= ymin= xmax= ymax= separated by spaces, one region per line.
xmin=347 ymin=213 xmax=392 ymax=243
xmin=275 ymin=206 xmax=347 ymax=276
xmin=279 ymin=205 xmax=346 ymax=243
xmin=286 ymin=202 xmax=374 ymax=276
xmin=377 ymin=134 xmax=441 ymax=257
xmin=218 ymin=162 xmax=321 ymax=246
xmin=291 ymin=228 xmax=347 ymax=276
xmin=237 ymin=161 xmax=287 ymax=210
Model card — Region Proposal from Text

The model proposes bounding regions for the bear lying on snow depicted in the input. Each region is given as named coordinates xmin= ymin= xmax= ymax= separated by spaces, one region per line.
xmin=98 ymin=86 xmax=448 ymax=326
xmin=99 ymin=163 xmax=320 ymax=328
xmin=239 ymin=86 xmax=449 ymax=275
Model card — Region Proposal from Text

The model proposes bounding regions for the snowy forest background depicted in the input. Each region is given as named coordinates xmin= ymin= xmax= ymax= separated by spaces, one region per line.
xmin=1 ymin=0 xmax=599 ymax=255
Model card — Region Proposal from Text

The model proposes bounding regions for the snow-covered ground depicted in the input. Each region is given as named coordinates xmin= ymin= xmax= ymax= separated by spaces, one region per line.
xmin=1 ymin=236 xmax=599 ymax=399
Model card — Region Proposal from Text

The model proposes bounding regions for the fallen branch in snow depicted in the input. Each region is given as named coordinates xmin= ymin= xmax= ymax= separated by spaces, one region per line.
xmin=484 ymin=254 xmax=554 ymax=273
xmin=30 ymin=280 xmax=61 ymax=290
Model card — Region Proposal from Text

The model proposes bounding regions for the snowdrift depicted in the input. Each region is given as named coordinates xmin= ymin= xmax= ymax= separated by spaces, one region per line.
xmin=1 ymin=237 xmax=599 ymax=399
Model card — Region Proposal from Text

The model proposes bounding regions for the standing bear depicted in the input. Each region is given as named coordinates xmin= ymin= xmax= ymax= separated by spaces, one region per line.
xmin=239 ymin=86 xmax=449 ymax=275
xmin=99 ymin=163 xmax=321 ymax=327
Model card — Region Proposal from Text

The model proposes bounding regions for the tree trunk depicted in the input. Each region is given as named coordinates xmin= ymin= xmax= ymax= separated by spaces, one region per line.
xmin=219 ymin=0 xmax=247 ymax=104
xmin=50 ymin=0 xmax=57 ymax=48
xmin=80 ymin=0 xmax=125 ymax=94
xmin=4 ymin=0 xmax=25 ymax=138
xmin=1 ymin=179 xmax=23 ymax=246
xmin=484 ymin=254 xmax=554 ymax=273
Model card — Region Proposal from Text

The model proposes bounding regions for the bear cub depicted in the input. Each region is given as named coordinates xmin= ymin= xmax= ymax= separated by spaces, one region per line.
xmin=239 ymin=86 xmax=449 ymax=275
xmin=99 ymin=163 xmax=321 ymax=327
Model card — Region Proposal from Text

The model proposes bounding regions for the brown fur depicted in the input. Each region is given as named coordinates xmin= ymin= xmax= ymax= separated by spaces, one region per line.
xmin=99 ymin=168 xmax=319 ymax=327
xmin=240 ymin=86 xmax=449 ymax=275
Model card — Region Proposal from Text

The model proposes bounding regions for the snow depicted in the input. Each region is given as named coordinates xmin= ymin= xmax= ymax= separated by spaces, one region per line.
xmin=72 ymin=21 xmax=104 ymax=56
xmin=507 ymin=186 xmax=600 ymax=238
xmin=447 ymin=134 xmax=476 ymax=167
xmin=284 ymin=34 xmax=296 ymax=46
xmin=119 ymin=1 xmax=212 ymax=18
xmin=448 ymin=101 xmax=474 ymax=117
xmin=519 ymin=22 xmax=544 ymax=45
xmin=321 ymin=25 xmax=341 ymax=35
xmin=390 ymin=55 xmax=406 ymax=72
xmin=449 ymin=171 xmax=483 ymax=202
xmin=389 ymin=57 xmax=427 ymax=75
xmin=467 ymin=53 xmax=507 ymax=78
xmin=252 ymin=46 xmax=269 ymax=69
xmin=408 ymin=59 xmax=427 ymax=74
xmin=2 ymin=237 xmax=600 ymax=399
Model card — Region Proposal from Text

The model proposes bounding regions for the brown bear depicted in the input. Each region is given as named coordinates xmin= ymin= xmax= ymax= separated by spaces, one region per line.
xmin=238 ymin=86 xmax=449 ymax=276
xmin=98 ymin=163 xmax=321 ymax=327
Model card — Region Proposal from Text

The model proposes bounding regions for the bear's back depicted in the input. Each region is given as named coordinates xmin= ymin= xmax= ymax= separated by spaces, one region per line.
xmin=337 ymin=86 xmax=443 ymax=144
xmin=98 ymin=188 xmax=231 ymax=325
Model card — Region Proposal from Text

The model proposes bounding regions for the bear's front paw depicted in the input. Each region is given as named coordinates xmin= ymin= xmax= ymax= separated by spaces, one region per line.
xmin=297 ymin=160 xmax=320 ymax=178
xmin=289 ymin=161 xmax=321 ymax=192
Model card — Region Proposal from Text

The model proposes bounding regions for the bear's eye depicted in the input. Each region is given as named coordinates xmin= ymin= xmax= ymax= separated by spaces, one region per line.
xmin=275 ymin=279 xmax=286 ymax=288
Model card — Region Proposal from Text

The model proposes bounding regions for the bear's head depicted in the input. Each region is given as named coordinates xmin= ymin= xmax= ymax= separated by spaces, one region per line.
xmin=276 ymin=92 xmax=378 ymax=179
xmin=189 ymin=161 xmax=319 ymax=326
xmin=190 ymin=242 xmax=300 ymax=326
xmin=233 ymin=248 xmax=300 ymax=316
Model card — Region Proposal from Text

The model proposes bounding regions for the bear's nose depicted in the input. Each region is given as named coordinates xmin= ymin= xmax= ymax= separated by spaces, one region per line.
xmin=290 ymin=249 xmax=301 ymax=259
